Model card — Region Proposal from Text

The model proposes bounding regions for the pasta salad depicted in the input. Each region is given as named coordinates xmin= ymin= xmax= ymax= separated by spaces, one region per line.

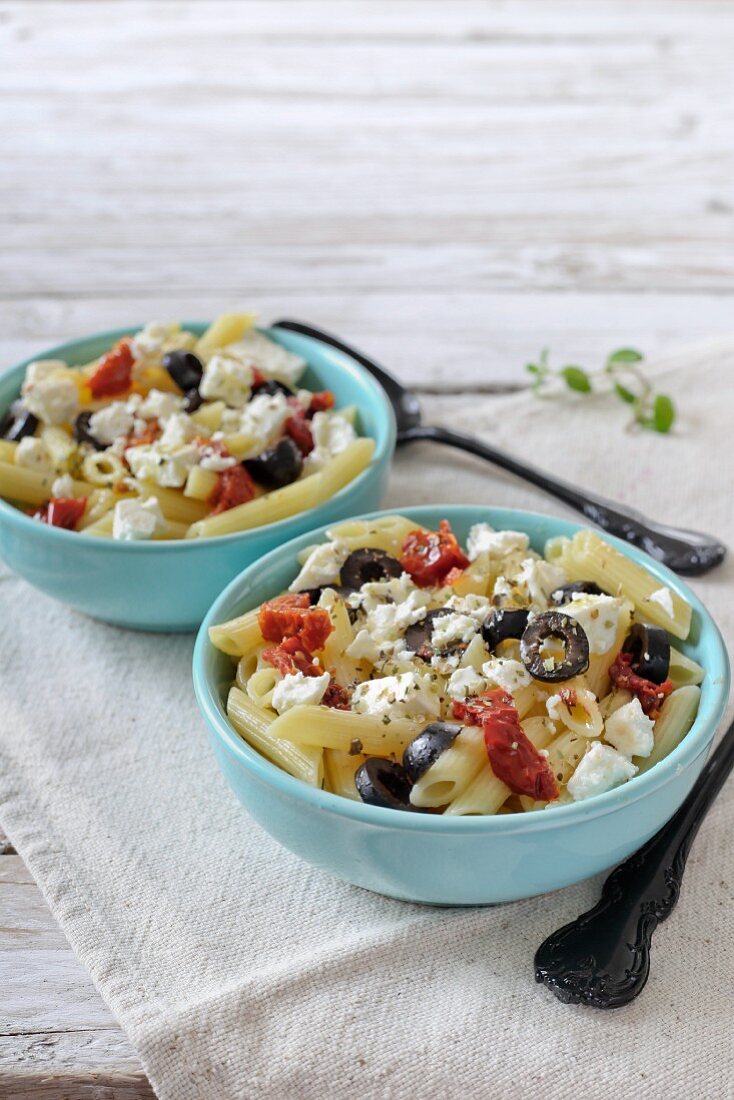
xmin=209 ymin=515 xmax=704 ymax=815
xmin=0 ymin=314 xmax=373 ymax=540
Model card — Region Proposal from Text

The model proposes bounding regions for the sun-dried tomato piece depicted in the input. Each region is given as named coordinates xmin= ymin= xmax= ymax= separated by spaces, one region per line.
xmin=285 ymin=415 xmax=315 ymax=456
xmin=322 ymin=680 xmax=351 ymax=709
xmin=34 ymin=497 xmax=87 ymax=531
xmin=89 ymin=339 xmax=135 ymax=398
xmin=124 ymin=417 xmax=160 ymax=451
xmin=609 ymin=650 xmax=673 ymax=719
xmin=258 ymin=594 xmax=333 ymax=653
xmin=308 ymin=390 xmax=335 ymax=415
xmin=453 ymin=688 xmax=558 ymax=801
xmin=401 ymin=520 xmax=470 ymax=588
xmin=208 ymin=465 xmax=256 ymax=516
xmin=262 ymin=636 xmax=323 ymax=677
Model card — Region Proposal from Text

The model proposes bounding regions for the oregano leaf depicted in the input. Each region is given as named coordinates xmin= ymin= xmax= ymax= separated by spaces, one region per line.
xmin=606 ymin=347 xmax=644 ymax=366
xmin=560 ymin=366 xmax=592 ymax=393
xmin=652 ymin=393 xmax=676 ymax=433
xmin=614 ymin=382 xmax=637 ymax=405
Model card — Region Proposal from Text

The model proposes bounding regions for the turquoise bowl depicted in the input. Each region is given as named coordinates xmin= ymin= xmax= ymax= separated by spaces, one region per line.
xmin=0 ymin=325 xmax=395 ymax=631
xmin=194 ymin=505 xmax=730 ymax=905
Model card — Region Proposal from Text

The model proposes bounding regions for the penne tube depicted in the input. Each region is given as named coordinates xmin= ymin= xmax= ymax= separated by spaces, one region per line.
xmin=0 ymin=460 xmax=54 ymax=506
xmin=637 ymin=685 xmax=701 ymax=774
xmin=209 ymin=609 xmax=263 ymax=657
xmin=451 ymin=551 xmax=492 ymax=598
xmin=0 ymin=440 xmax=18 ymax=463
xmin=318 ymin=590 xmax=362 ymax=684
xmin=313 ymin=439 xmax=375 ymax=504
xmin=668 ymin=647 xmax=705 ymax=687
xmin=444 ymin=716 xmax=555 ymax=816
xmin=184 ymin=465 xmax=219 ymax=502
xmin=227 ymin=687 xmax=322 ymax=787
xmin=326 ymin=514 xmax=425 ymax=557
xmin=269 ymin=705 xmax=421 ymax=755
xmin=324 ymin=749 xmax=365 ymax=800
xmin=190 ymin=400 xmax=226 ymax=432
xmin=245 ymin=666 xmax=280 ymax=709
xmin=135 ymin=482 xmax=210 ymax=524
xmin=187 ymin=472 xmax=322 ymax=538
xmin=409 ymin=726 xmax=487 ymax=808
xmin=195 ymin=312 xmax=256 ymax=361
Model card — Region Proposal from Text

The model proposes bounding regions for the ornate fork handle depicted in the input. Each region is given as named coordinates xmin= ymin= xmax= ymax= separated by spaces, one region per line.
xmin=535 ymin=719 xmax=734 ymax=1008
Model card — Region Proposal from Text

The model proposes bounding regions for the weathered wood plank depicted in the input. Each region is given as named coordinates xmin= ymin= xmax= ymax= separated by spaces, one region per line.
xmin=0 ymin=857 xmax=33 ymax=886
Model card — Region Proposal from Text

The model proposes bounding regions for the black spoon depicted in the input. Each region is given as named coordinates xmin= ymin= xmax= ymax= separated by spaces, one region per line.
xmin=535 ymin=712 xmax=734 ymax=1007
xmin=272 ymin=320 xmax=725 ymax=577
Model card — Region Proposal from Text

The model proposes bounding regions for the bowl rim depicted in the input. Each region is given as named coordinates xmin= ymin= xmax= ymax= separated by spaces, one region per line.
xmin=193 ymin=504 xmax=731 ymax=835
xmin=0 ymin=322 xmax=396 ymax=552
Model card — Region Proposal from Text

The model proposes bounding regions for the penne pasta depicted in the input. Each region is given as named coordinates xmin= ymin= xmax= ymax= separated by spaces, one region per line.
xmin=637 ymin=686 xmax=701 ymax=774
xmin=409 ymin=726 xmax=487 ymax=808
xmin=227 ymin=687 xmax=323 ymax=787
xmin=444 ymin=717 xmax=556 ymax=816
xmin=269 ymin=705 xmax=420 ymax=755
xmin=187 ymin=472 xmax=323 ymax=539
xmin=209 ymin=609 xmax=263 ymax=657
xmin=323 ymin=749 xmax=365 ymax=800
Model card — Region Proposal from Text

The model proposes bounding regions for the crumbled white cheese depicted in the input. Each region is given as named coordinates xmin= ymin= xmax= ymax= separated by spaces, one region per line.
xmin=557 ymin=594 xmax=622 ymax=655
xmin=443 ymin=593 xmax=491 ymax=623
xmin=513 ymin=558 xmax=567 ymax=609
xmin=226 ymin=330 xmax=307 ymax=386
xmin=447 ymin=666 xmax=487 ymax=700
xmin=237 ymin=392 xmax=290 ymax=452
xmin=158 ymin=411 xmax=198 ymax=450
xmin=351 ymin=672 xmax=440 ymax=720
xmin=481 ymin=657 xmax=532 ymax=694
xmin=131 ymin=322 xmax=189 ymax=362
xmin=466 ymin=523 xmax=529 ymax=562
xmin=567 ymin=741 xmax=637 ymax=801
xmin=491 ymin=575 xmax=514 ymax=604
xmin=289 ymin=540 xmax=351 ymax=592
xmin=112 ymin=496 xmax=167 ymax=541
xmin=198 ymin=445 xmax=238 ymax=472
xmin=649 ymin=586 xmax=675 ymax=618
xmin=15 ymin=436 xmax=54 ymax=474
xmin=303 ymin=412 xmax=356 ymax=474
xmin=136 ymin=389 xmax=184 ymax=422
xmin=431 ymin=612 xmax=478 ymax=650
xmin=353 ymin=573 xmax=422 ymax=614
xmin=604 ymin=697 xmax=655 ymax=759
xmin=546 ymin=688 xmax=603 ymax=737
xmin=199 ymin=353 xmax=254 ymax=409
xmin=125 ymin=442 xmax=200 ymax=488
xmin=88 ymin=402 xmax=134 ymax=445
xmin=23 ymin=377 xmax=79 ymax=426
xmin=51 ymin=473 xmax=75 ymax=498
xmin=21 ymin=359 xmax=67 ymax=394
xmin=271 ymin=670 xmax=331 ymax=715
xmin=366 ymin=594 xmax=431 ymax=647
xmin=345 ymin=629 xmax=382 ymax=664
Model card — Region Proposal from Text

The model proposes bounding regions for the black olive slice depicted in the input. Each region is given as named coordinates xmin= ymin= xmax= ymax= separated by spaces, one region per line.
xmin=251 ymin=378 xmax=295 ymax=399
xmin=182 ymin=388 xmax=203 ymax=413
xmin=403 ymin=722 xmax=463 ymax=783
xmin=520 ymin=611 xmax=590 ymax=683
xmin=162 ymin=350 xmax=204 ymax=393
xmin=340 ymin=548 xmax=403 ymax=591
xmin=1 ymin=400 xmax=39 ymax=443
xmin=73 ymin=411 xmax=106 ymax=451
xmin=404 ymin=608 xmax=453 ymax=659
xmin=622 ymin=622 xmax=670 ymax=684
xmin=244 ymin=437 xmax=303 ymax=490
xmin=551 ymin=580 xmax=606 ymax=605
xmin=355 ymin=757 xmax=413 ymax=810
xmin=481 ymin=607 xmax=530 ymax=651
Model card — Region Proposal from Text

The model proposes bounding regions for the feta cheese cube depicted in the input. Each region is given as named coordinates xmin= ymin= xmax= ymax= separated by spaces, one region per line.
xmin=51 ymin=473 xmax=76 ymax=498
xmin=351 ymin=672 xmax=440 ymax=720
xmin=198 ymin=445 xmax=238 ymax=472
xmin=15 ymin=436 xmax=54 ymax=475
xmin=466 ymin=523 xmax=529 ymax=562
xmin=237 ymin=392 xmax=290 ymax=451
xmin=557 ymin=594 xmax=622 ymax=655
xmin=158 ymin=411 xmax=197 ymax=450
xmin=131 ymin=322 xmax=190 ymax=362
xmin=567 ymin=741 xmax=637 ymax=801
xmin=443 ymin=593 xmax=491 ymax=623
xmin=271 ymin=670 xmax=331 ymax=715
xmin=604 ymin=697 xmax=655 ymax=759
xmin=125 ymin=442 xmax=199 ymax=488
xmin=226 ymin=330 xmax=306 ymax=386
xmin=88 ymin=402 xmax=134 ymax=446
xmin=200 ymin=353 xmax=254 ymax=409
xmin=431 ymin=612 xmax=478 ymax=650
xmin=447 ymin=666 xmax=487 ymax=700
xmin=136 ymin=389 xmax=185 ymax=422
xmin=345 ymin=629 xmax=382 ymax=664
xmin=112 ymin=496 xmax=167 ymax=541
xmin=21 ymin=359 xmax=67 ymax=394
xmin=513 ymin=558 xmax=567 ymax=609
xmin=289 ymin=540 xmax=351 ymax=592
xmin=23 ymin=377 xmax=78 ymax=426
xmin=303 ymin=412 xmax=356 ymax=474
xmin=481 ymin=657 xmax=532 ymax=694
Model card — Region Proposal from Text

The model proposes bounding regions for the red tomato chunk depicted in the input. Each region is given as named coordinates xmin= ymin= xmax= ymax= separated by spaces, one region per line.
xmin=34 ymin=497 xmax=87 ymax=531
xmin=89 ymin=339 xmax=134 ymax=398
xmin=609 ymin=651 xmax=673 ymax=719
xmin=401 ymin=520 xmax=470 ymax=588
xmin=208 ymin=466 xmax=256 ymax=516
xmin=262 ymin=636 xmax=323 ymax=678
xmin=453 ymin=688 xmax=559 ymax=802
xmin=308 ymin=390 xmax=335 ymax=415
xmin=285 ymin=414 xmax=315 ymax=456
xmin=258 ymin=594 xmax=333 ymax=653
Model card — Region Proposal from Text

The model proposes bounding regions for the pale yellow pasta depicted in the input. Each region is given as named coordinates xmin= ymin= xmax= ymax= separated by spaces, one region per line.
xmin=313 ymin=439 xmax=375 ymax=505
xmin=544 ymin=726 xmax=587 ymax=786
xmin=409 ymin=726 xmax=486 ymax=809
xmin=218 ymin=432 xmax=261 ymax=459
xmin=209 ymin=609 xmax=263 ymax=657
xmin=451 ymin=551 xmax=492 ymax=598
xmin=337 ymin=404 xmax=357 ymax=426
xmin=637 ymin=686 xmax=701 ymax=774
xmin=0 ymin=440 xmax=17 ymax=463
xmin=318 ymin=590 xmax=361 ymax=683
xmin=183 ymin=465 xmax=219 ymax=502
xmin=444 ymin=716 xmax=556 ymax=816
xmin=157 ymin=519 xmax=192 ymax=539
xmin=227 ymin=687 xmax=323 ymax=787
xmin=325 ymin=514 xmax=423 ymax=557
xmin=77 ymin=488 xmax=116 ymax=529
xmin=553 ymin=529 xmax=691 ymax=640
xmin=599 ymin=688 xmax=633 ymax=720
xmin=190 ymin=400 xmax=225 ymax=432
xmin=134 ymin=482 xmax=210 ymax=524
xmin=187 ymin=472 xmax=323 ymax=539
xmin=668 ymin=647 xmax=705 ymax=687
xmin=40 ymin=426 xmax=76 ymax=468
xmin=83 ymin=511 xmax=114 ymax=538
xmin=236 ymin=651 xmax=260 ymax=691
xmin=270 ymin=705 xmax=420 ymax=755
xmin=194 ymin=312 xmax=256 ymax=361
xmin=324 ymin=749 xmax=365 ymax=800
xmin=245 ymin=667 xmax=281 ymax=709
xmin=583 ymin=600 xmax=633 ymax=698
xmin=82 ymin=451 xmax=127 ymax=487
xmin=459 ymin=633 xmax=488 ymax=673
xmin=0 ymin=460 xmax=54 ymax=505
xmin=547 ymin=685 xmax=603 ymax=738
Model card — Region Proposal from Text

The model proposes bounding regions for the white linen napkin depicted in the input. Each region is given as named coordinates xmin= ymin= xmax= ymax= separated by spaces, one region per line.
xmin=1 ymin=339 xmax=733 ymax=1100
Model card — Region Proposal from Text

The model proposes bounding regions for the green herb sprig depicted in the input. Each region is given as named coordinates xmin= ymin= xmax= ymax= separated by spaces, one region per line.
xmin=525 ymin=348 xmax=675 ymax=434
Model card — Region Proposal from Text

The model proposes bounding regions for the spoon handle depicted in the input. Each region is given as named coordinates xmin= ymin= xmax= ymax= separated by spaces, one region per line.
xmin=535 ymin=716 xmax=734 ymax=1008
xmin=400 ymin=424 xmax=725 ymax=576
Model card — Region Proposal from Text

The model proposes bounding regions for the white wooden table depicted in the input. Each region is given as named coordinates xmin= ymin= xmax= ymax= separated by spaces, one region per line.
xmin=1 ymin=1 xmax=733 ymax=1095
